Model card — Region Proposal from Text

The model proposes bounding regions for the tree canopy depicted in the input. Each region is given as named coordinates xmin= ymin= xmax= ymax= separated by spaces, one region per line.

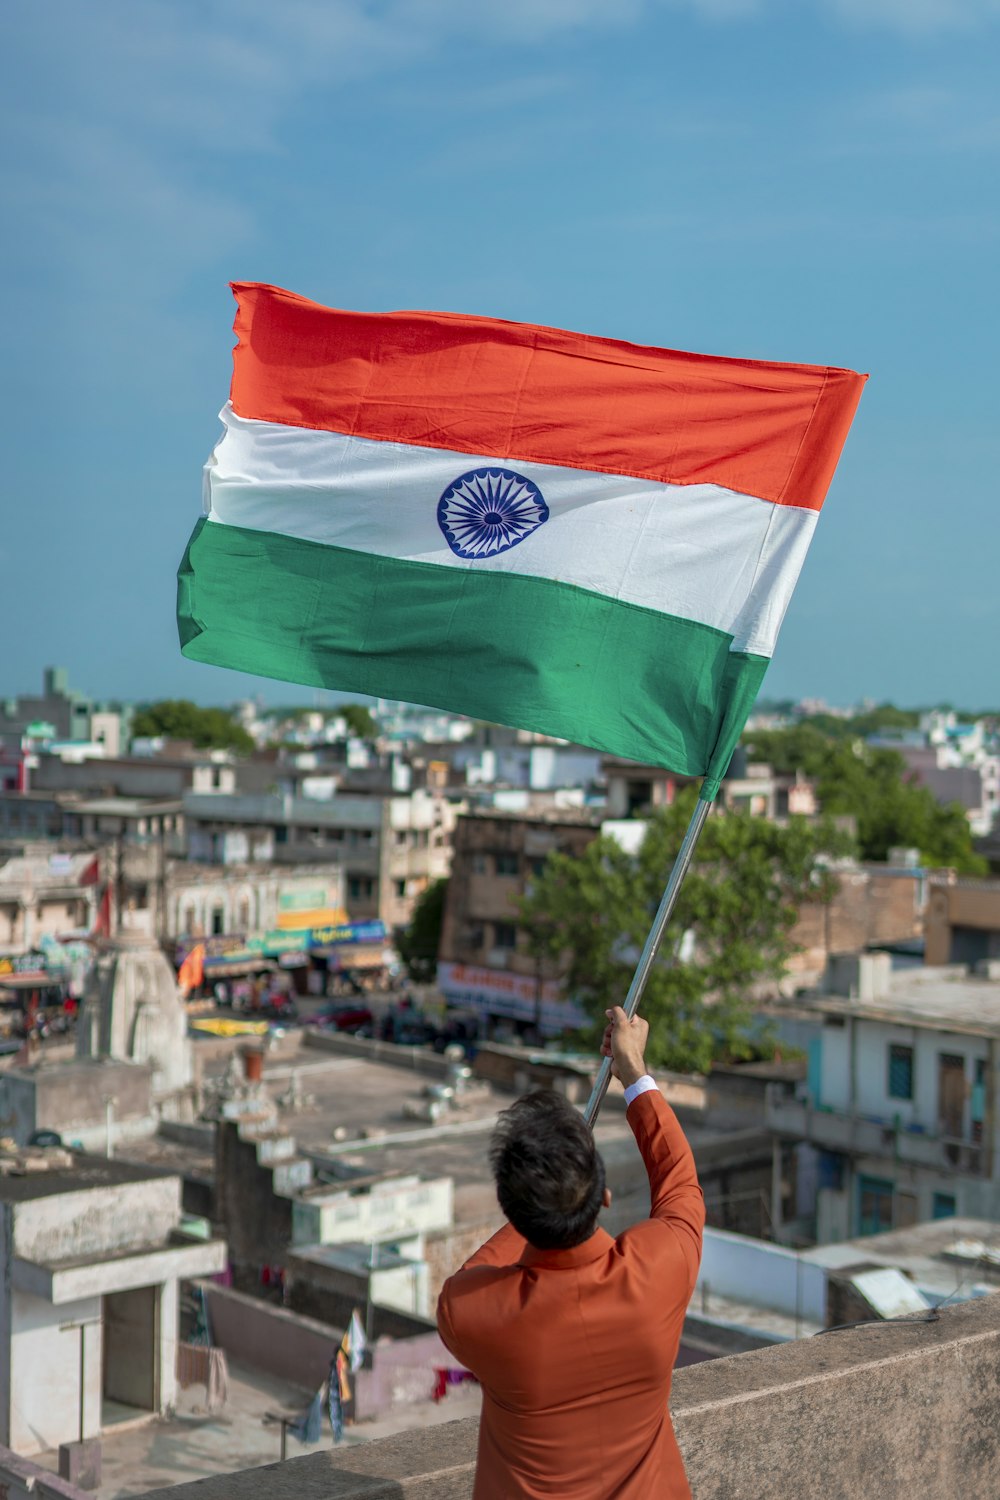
xmin=131 ymin=700 xmax=254 ymax=754
xmin=520 ymin=791 xmax=851 ymax=1073
xmin=338 ymin=703 xmax=378 ymax=740
xmin=742 ymin=726 xmax=987 ymax=873
xmin=397 ymin=878 xmax=448 ymax=982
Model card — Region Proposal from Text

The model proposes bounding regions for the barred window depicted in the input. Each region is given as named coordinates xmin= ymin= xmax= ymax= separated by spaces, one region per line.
xmin=887 ymin=1044 xmax=914 ymax=1101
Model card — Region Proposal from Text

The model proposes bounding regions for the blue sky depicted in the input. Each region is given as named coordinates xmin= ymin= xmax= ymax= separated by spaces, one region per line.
xmin=2 ymin=0 xmax=998 ymax=712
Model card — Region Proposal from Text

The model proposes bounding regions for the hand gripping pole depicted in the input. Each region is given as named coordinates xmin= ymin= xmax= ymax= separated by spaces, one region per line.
xmin=583 ymin=795 xmax=713 ymax=1129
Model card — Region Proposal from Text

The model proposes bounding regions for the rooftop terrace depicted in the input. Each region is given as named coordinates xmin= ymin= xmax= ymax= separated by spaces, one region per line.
xmin=128 ymin=1294 xmax=1000 ymax=1500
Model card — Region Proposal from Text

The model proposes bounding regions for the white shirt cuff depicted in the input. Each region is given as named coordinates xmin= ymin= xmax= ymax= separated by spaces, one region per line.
xmin=623 ymin=1075 xmax=657 ymax=1106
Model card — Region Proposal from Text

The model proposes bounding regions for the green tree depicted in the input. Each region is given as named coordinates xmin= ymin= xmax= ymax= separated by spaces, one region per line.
xmin=741 ymin=727 xmax=987 ymax=873
xmin=338 ymin=702 xmax=378 ymax=740
xmin=131 ymin=700 xmax=254 ymax=754
xmin=520 ymin=791 xmax=850 ymax=1073
xmin=397 ymin=878 xmax=448 ymax=982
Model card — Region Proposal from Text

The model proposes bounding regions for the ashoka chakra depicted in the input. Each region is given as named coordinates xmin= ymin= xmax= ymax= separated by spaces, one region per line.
xmin=437 ymin=467 xmax=549 ymax=560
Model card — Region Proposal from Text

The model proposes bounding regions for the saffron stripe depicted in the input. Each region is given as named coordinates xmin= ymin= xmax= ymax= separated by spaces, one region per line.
xmin=229 ymin=283 xmax=866 ymax=511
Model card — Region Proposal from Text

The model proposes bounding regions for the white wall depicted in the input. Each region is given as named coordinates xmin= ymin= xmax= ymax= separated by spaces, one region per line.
xmin=695 ymin=1227 xmax=826 ymax=1324
xmin=818 ymin=1023 xmax=850 ymax=1110
xmin=818 ymin=1017 xmax=989 ymax=1136
xmin=370 ymin=1260 xmax=430 ymax=1317
xmin=12 ymin=1179 xmax=180 ymax=1263
xmin=293 ymin=1176 xmax=453 ymax=1248
xmin=9 ymin=1289 xmax=102 ymax=1454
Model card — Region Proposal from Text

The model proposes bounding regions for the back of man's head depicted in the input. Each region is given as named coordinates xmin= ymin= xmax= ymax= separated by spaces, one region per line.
xmin=489 ymin=1090 xmax=606 ymax=1251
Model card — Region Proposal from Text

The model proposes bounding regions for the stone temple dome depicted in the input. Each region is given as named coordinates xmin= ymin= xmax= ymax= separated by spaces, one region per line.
xmin=77 ymin=929 xmax=192 ymax=1097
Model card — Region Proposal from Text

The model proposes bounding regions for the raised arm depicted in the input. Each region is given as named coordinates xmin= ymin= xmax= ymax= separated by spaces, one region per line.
xmin=601 ymin=1006 xmax=704 ymax=1289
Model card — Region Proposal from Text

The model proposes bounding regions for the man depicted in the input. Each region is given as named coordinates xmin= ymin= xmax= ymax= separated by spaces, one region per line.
xmin=437 ymin=1005 xmax=704 ymax=1499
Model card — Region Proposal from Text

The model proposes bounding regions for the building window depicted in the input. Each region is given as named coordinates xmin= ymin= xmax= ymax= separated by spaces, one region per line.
xmin=857 ymin=1174 xmax=894 ymax=1236
xmin=348 ymin=876 xmax=374 ymax=901
xmin=493 ymin=922 xmax=517 ymax=950
xmin=932 ymin=1192 xmax=957 ymax=1220
xmin=495 ymin=853 xmax=519 ymax=876
xmin=887 ymin=1044 xmax=914 ymax=1101
xmin=971 ymin=1058 xmax=986 ymax=1144
xmin=211 ymin=907 xmax=225 ymax=936
xmin=395 ymin=879 xmax=407 ymax=898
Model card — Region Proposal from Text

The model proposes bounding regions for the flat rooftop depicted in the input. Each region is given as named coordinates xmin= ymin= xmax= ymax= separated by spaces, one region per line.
xmin=182 ymin=1035 xmax=742 ymax=1219
xmin=35 ymin=1356 xmax=482 ymax=1500
xmin=801 ymin=967 xmax=1000 ymax=1038
xmin=803 ymin=1217 xmax=1000 ymax=1302
xmin=0 ymin=1150 xmax=170 ymax=1203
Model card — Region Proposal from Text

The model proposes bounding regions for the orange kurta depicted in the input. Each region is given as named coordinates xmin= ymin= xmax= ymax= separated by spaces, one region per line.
xmin=437 ymin=1092 xmax=705 ymax=1499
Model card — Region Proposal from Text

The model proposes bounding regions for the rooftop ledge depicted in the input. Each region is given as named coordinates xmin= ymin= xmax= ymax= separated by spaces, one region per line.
xmin=134 ymin=1295 xmax=1000 ymax=1499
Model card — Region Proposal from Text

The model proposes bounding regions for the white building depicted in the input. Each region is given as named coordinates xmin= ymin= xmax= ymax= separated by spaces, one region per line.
xmin=182 ymin=788 xmax=456 ymax=932
xmin=767 ymin=957 xmax=1000 ymax=1241
xmin=0 ymin=1145 xmax=225 ymax=1455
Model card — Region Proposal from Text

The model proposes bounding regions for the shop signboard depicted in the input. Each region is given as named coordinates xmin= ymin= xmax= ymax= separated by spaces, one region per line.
xmin=175 ymin=934 xmax=248 ymax=965
xmin=0 ymin=952 xmax=48 ymax=977
xmin=309 ymin=920 xmax=386 ymax=948
xmin=437 ymin=960 xmax=586 ymax=1034
xmin=278 ymin=887 xmax=329 ymax=912
xmin=320 ymin=944 xmax=389 ymax=972
xmin=246 ymin=929 xmax=312 ymax=956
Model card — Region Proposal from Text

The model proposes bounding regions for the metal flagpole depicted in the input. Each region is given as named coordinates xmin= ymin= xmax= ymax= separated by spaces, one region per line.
xmin=583 ymin=793 xmax=713 ymax=1129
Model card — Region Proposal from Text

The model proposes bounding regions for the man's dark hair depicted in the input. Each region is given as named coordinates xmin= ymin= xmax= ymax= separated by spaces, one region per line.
xmin=489 ymin=1090 xmax=606 ymax=1250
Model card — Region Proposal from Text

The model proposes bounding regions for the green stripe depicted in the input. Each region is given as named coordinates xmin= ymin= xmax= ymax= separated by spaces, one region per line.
xmin=177 ymin=518 xmax=768 ymax=796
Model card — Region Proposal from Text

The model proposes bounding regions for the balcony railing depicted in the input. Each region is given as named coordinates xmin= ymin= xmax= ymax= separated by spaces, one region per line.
xmin=765 ymin=1088 xmax=989 ymax=1176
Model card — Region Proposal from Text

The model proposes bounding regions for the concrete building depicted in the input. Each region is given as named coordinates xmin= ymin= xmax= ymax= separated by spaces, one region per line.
xmin=601 ymin=754 xmax=817 ymax=821
xmin=869 ymin=712 xmax=1000 ymax=837
xmin=766 ymin=956 xmax=1000 ymax=1240
xmin=167 ymin=863 xmax=346 ymax=942
xmin=0 ymin=668 xmax=129 ymax=749
xmin=0 ymin=851 xmax=100 ymax=952
xmin=182 ymin=788 xmax=456 ymax=932
xmin=925 ymin=874 xmax=1000 ymax=967
xmin=437 ymin=809 xmax=600 ymax=1035
xmin=438 ymin=807 xmax=928 ymax=1031
xmin=0 ymin=1144 xmax=225 ymax=1456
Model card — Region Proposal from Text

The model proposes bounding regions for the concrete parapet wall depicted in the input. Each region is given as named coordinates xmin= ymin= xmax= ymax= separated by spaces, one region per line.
xmin=132 ymin=1295 xmax=1000 ymax=1499
xmin=302 ymin=1031 xmax=450 ymax=1079
xmin=0 ymin=1444 xmax=92 ymax=1500
xmin=195 ymin=1281 xmax=341 ymax=1391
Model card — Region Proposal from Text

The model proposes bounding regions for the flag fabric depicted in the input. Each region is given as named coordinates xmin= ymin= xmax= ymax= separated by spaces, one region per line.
xmin=91 ymin=882 xmax=112 ymax=939
xmin=326 ymin=1353 xmax=343 ymax=1443
xmin=343 ymin=1309 xmax=368 ymax=1373
xmin=178 ymin=284 xmax=865 ymax=798
xmin=336 ymin=1348 xmax=351 ymax=1404
xmin=288 ymin=1387 xmax=323 ymax=1445
xmin=177 ymin=942 xmax=205 ymax=995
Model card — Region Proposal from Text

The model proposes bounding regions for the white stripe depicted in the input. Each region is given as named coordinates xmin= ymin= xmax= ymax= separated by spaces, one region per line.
xmin=204 ymin=405 xmax=817 ymax=656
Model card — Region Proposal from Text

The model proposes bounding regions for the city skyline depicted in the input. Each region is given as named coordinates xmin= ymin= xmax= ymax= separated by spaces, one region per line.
xmin=3 ymin=1 xmax=998 ymax=708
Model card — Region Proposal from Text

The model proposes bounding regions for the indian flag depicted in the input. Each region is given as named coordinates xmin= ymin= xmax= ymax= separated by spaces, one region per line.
xmin=178 ymin=283 xmax=865 ymax=798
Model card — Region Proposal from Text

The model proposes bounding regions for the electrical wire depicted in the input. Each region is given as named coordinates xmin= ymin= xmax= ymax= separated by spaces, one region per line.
xmin=814 ymin=1228 xmax=1000 ymax=1336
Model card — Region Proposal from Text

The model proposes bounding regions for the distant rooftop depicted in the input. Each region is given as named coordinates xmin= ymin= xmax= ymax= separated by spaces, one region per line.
xmin=0 ymin=1148 xmax=170 ymax=1204
xmin=69 ymin=795 xmax=182 ymax=816
xmin=0 ymin=850 xmax=96 ymax=886
xmin=806 ymin=966 xmax=1000 ymax=1038
xmin=803 ymin=1217 xmax=1000 ymax=1303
